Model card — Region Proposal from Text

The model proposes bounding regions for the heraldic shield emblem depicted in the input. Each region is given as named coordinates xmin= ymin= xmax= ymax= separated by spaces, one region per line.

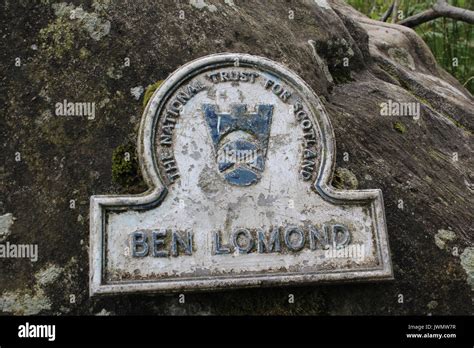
xmin=202 ymin=103 xmax=274 ymax=186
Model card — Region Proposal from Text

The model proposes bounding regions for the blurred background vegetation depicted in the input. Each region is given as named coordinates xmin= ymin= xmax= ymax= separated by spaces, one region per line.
xmin=347 ymin=0 xmax=473 ymax=93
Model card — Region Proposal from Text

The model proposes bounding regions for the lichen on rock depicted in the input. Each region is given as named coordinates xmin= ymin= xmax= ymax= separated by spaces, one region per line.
xmin=0 ymin=214 xmax=14 ymax=242
xmin=460 ymin=248 xmax=474 ymax=292
xmin=190 ymin=0 xmax=217 ymax=12
xmin=0 ymin=264 xmax=62 ymax=315
xmin=130 ymin=86 xmax=144 ymax=101
xmin=0 ymin=289 xmax=52 ymax=316
xmin=51 ymin=2 xmax=111 ymax=41
xmin=388 ymin=47 xmax=416 ymax=71
xmin=434 ymin=229 xmax=456 ymax=250
xmin=36 ymin=264 xmax=62 ymax=287
xmin=38 ymin=18 xmax=77 ymax=60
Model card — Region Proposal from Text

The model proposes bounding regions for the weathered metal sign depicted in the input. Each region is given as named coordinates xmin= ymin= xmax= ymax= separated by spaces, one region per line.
xmin=89 ymin=53 xmax=393 ymax=295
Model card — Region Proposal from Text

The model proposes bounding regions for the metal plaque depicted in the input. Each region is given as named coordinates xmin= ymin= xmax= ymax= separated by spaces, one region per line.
xmin=89 ymin=53 xmax=393 ymax=295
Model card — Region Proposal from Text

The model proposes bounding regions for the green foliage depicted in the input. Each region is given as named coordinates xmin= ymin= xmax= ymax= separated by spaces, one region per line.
xmin=347 ymin=0 xmax=474 ymax=93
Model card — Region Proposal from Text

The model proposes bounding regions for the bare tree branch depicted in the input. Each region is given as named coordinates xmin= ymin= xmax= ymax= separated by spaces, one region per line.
xmin=391 ymin=0 xmax=400 ymax=23
xmin=399 ymin=0 xmax=474 ymax=27
xmin=381 ymin=2 xmax=394 ymax=22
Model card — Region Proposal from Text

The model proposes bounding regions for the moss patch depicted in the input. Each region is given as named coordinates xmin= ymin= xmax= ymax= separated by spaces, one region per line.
xmin=332 ymin=167 xmax=358 ymax=190
xmin=143 ymin=80 xmax=164 ymax=108
xmin=111 ymin=143 xmax=140 ymax=187
xmin=393 ymin=121 xmax=407 ymax=134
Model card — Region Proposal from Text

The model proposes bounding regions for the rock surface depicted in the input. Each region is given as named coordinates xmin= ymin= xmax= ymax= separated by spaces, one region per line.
xmin=1 ymin=0 xmax=472 ymax=314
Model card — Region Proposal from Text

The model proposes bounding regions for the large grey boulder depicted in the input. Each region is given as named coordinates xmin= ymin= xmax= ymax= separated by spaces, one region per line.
xmin=1 ymin=0 xmax=472 ymax=314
